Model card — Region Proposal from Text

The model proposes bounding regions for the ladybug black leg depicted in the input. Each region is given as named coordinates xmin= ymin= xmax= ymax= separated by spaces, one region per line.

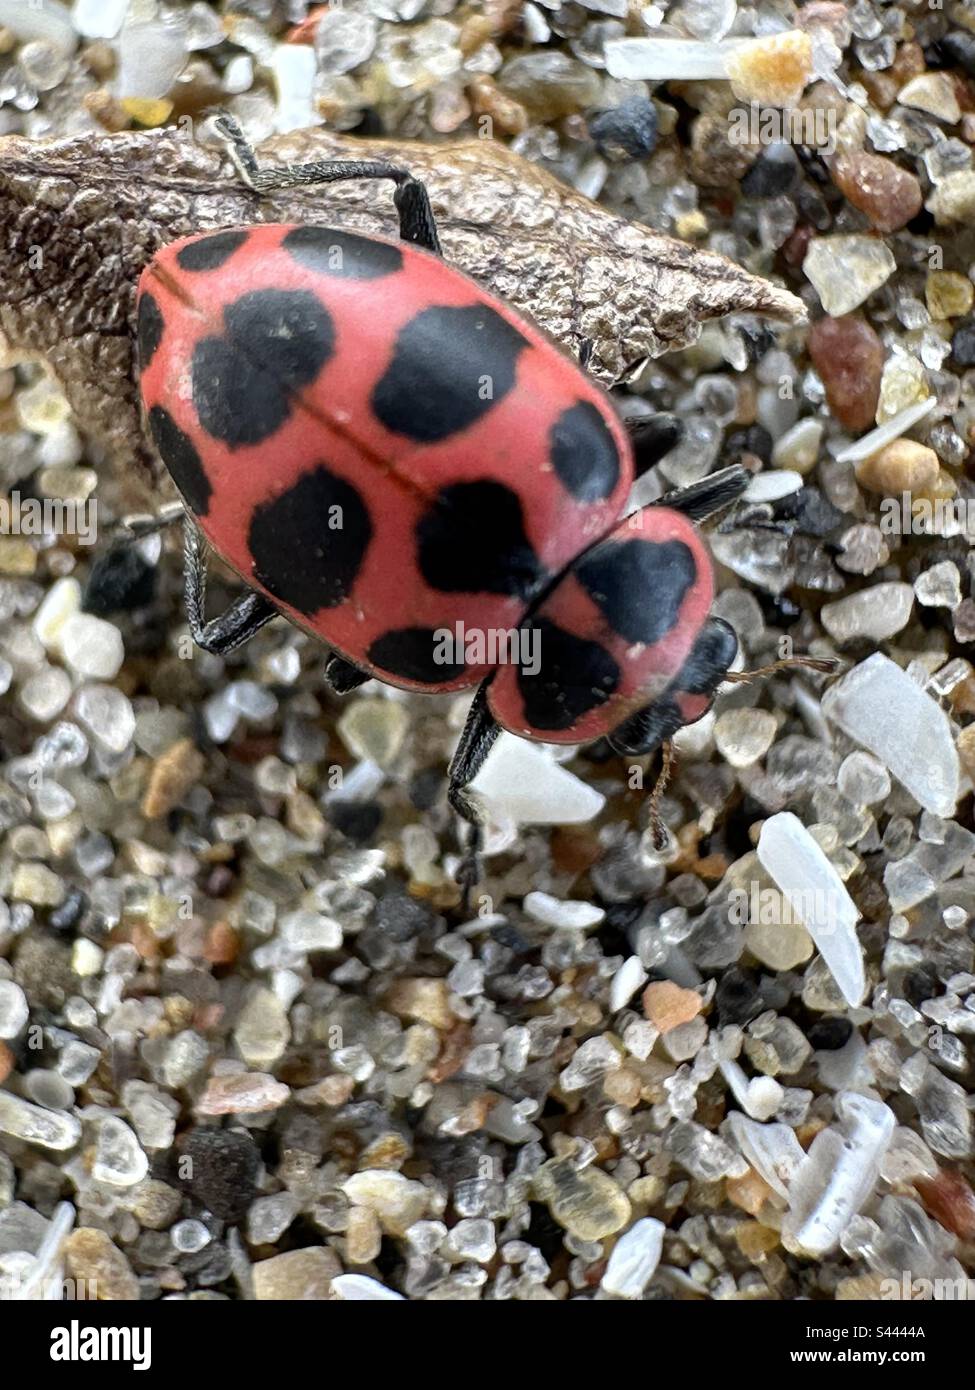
xmin=446 ymin=682 xmax=501 ymax=897
xmin=324 ymin=654 xmax=370 ymax=694
xmin=624 ymin=412 xmax=683 ymax=475
xmin=182 ymin=519 xmax=278 ymax=655
xmin=651 ymin=464 xmax=751 ymax=522
xmin=213 ymin=111 xmax=442 ymax=255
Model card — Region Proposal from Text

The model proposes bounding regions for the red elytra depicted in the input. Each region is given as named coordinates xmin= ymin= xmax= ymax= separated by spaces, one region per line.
xmin=137 ymin=223 xmax=639 ymax=709
xmin=488 ymin=504 xmax=714 ymax=744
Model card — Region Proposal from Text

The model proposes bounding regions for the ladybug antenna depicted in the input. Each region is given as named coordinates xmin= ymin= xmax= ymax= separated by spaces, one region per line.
xmin=724 ymin=654 xmax=839 ymax=684
xmin=646 ymin=739 xmax=675 ymax=852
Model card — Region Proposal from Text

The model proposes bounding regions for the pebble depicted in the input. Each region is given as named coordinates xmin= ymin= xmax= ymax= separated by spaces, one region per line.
xmin=83 ymin=546 xmax=155 ymax=615
xmin=0 ymin=1091 xmax=80 ymax=1151
xmin=0 ymin=980 xmax=28 ymax=1039
xmin=808 ymin=316 xmax=884 ymax=432
xmin=823 ymin=653 xmax=960 ymax=817
xmin=337 ymin=698 xmax=408 ymax=768
xmin=899 ymin=72 xmax=961 ymax=124
xmin=741 ymin=142 xmax=800 ymax=199
xmin=926 ymin=271 xmax=974 ymax=321
xmin=72 ymin=684 xmax=134 ymax=754
xmin=725 ymin=30 xmax=813 ymax=106
xmin=64 ymin=1228 xmax=139 ymax=1300
xmin=141 ymin=738 xmax=205 ymax=818
xmin=642 ymin=980 xmax=703 ymax=1033
xmin=92 ymin=1117 xmax=149 ymax=1187
xmin=588 ymin=97 xmax=658 ymax=160
xmin=771 ymin=418 xmax=823 ymax=474
xmin=60 ymin=612 xmax=124 ymax=680
xmin=19 ymin=665 xmax=72 ymax=722
xmin=234 ymin=986 xmax=290 ymax=1068
xmin=601 ymin=1217 xmax=665 ymax=1298
xmin=927 ymin=170 xmax=975 ymax=224
xmin=829 ymin=151 xmax=922 ymax=231
xmin=385 ymin=977 xmax=455 ymax=1031
xmin=12 ymin=861 xmax=64 ymax=907
xmin=196 ymin=1073 xmax=290 ymax=1116
xmin=342 ymin=1171 xmax=429 ymax=1235
xmin=253 ymin=1247 xmax=341 ymax=1300
xmin=714 ymin=709 xmax=777 ymax=767
xmin=314 ymin=9 xmax=377 ymax=74
xmin=915 ymin=562 xmax=962 ymax=610
xmin=115 ymin=16 xmax=187 ymax=100
xmin=498 ymin=51 xmax=601 ymax=120
xmin=855 ymin=438 xmax=939 ymax=495
xmin=953 ymin=319 xmax=975 ymax=368
xmin=837 ymin=751 xmax=890 ymax=805
xmin=820 ymin=581 xmax=914 ymax=643
xmin=533 ymin=1156 xmax=631 ymax=1241
xmin=757 ymin=813 xmax=864 ymax=1007
xmin=178 ymin=1128 xmax=260 ymax=1223
xmin=804 ymin=235 xmax=896 ymax=316
xmin=32 ymin=575 xmax=80 ymax=649
xmin=745 ymin=910 xmax=814 ymax=971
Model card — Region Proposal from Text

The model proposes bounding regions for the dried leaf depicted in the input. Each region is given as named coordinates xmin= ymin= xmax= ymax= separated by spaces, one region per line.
xmin=0 ymin=126 xmax=802 ymax=497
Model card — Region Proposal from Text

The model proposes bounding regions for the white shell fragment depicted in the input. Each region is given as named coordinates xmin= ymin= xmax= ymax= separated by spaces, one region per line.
xmin=524 ymin=891 xmax=605 ymax=930
xmin=610 ymin=956 xmax=649 ymax=1012
xmin=331 ymin=1274 xmax=405 ymax=1301
xmin=469 ymin=733 xmax=605 ymax=825
xmin=605 ymin=37 xmax=741 ymax=80
xmin=834 ymin=396 xmax=936 ymax=463
xmin=822 ymin=653 xmax=960 ymax=817
xmin=726 ymin=1112 xmax=806 ymax=1199
xmin=783 ymin=1092 xmax=895 ymax=1256
xmin=601 ymin=1218 xmax=665 ymax=1298
xmin=757 ymin=812 xmax=865 ymax=1007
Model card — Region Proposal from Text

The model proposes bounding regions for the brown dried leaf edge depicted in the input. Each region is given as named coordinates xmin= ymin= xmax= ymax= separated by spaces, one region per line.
xmin=0 ymin=126 xmax=803 ymax=486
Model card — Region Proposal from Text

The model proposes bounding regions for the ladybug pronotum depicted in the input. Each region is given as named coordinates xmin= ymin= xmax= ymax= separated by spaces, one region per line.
xmin=136 ymin=113 xmax=823 ymax=883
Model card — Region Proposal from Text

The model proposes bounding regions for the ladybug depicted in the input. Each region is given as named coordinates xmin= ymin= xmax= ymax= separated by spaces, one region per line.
xmin=136 ymin=113 xmax=828 ymax=882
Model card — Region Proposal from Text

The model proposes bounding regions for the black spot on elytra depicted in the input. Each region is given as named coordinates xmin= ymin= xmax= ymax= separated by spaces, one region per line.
xmin=192 ymin=289 xmax=334 ymax=448
xmin=368 ymin=627 xmax=466 ymax=685
xmin=176 ymin=230 xmax=249 ymax=272
xmin=576 ymin=538 xmax=697 ymax=644
xmin=248 ymin=464 xmax=371 ymax=613
xmin=147 ymin=406 xmax=212 ymax=517
xmin=517 ymin=617 xmax=620 ymax=731
xmin=137 ymin=292 xmax=164 ymax=369
xmin=550 ymin=401 xmax=621 ymax=502
xmin=283 ymin=226 xmax=403 ymax=279
xmin=371 ymin=304 xmax=528 ymax=443
xmin=417 ymin=481 xmax=544 ymax=599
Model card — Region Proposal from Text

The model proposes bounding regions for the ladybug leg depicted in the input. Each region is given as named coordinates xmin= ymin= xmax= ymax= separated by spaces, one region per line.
xmin=608 ymin=617 xmax=740 ymax=847
xmin=213 ymin=111 xmax=442 ymax=255
xmin=651 ymin=464 xmax=751 ymax=521
xmin=446 ymin=682 xmax=501 ymax=895
xmin=324 ymin=654 xmax=370 ymax=694
xmin=625 ymin=412 xmax=683 ymax=475
xmin=183 ymin=520 xmax=278 ymax=655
